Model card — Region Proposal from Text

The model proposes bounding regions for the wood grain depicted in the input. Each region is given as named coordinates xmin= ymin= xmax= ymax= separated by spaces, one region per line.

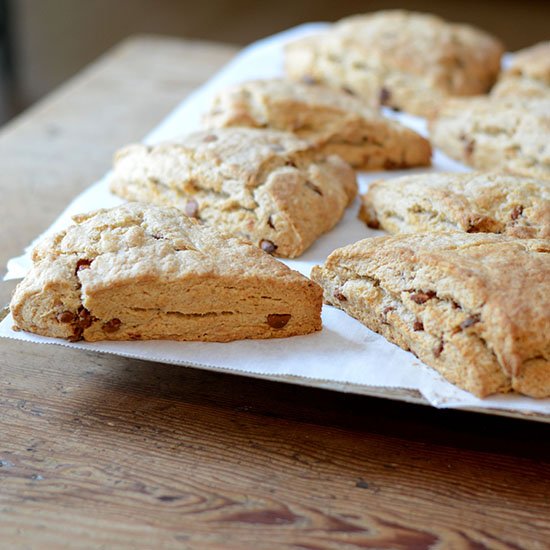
xmin=1 ymin=341 xmax=549 ymax=549
xmin=0 ymin=36 xmax=549 ymax=549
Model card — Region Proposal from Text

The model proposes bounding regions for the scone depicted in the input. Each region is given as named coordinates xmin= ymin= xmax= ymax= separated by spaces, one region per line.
xmin=285 ymin=10 xmax=503 ymax=117
xmin=311 ymin=233 xmax=550 ymax=398
xmin=429 ymin=97 xmax=550 ymax=180
xmin=204 ymin=79 xmax=431 ymax=170
xmin=110 ymin=128 xmax=357 ymax=258
xmin=492 ymin=41 xmax=550 ymax=99
xmin=10 ymin=203 xmax=323 ymax=342
xmin=359 ymin=172 xmax=550 ymax=239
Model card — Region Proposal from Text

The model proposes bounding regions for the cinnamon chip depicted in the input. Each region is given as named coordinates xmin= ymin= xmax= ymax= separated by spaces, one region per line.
xmin=380 ymin=305 xmax=395 ymax=325
xmin=75 ymin=258 xmax=93 ymax=274
xmin=102 ymin=318 xmax=122 ymax=333
xmin=68 ymin=306 xmax=96 ymax=341
xmin=56 ymin=311 xmax=75 ymax=323
xmin=333 ymin=289 xmax=347 ymax=301
xmin=305 ymin=180 xmax=323 ymax=196
xmin=379 ymin=87 xmax=391 ymax=105
xmin=185 ymin=199 xmax=199 ymax=218
xmin=410 ymin=291 xmax=436 ymax=304
xmin=510 ymin=205 xmax=523 ymax=220
xmin=260 ymin=239 xmax=277 ymax=254
xmin=459 ymin=315 xmax=480 ymax=330
xmin=301 ymin=75 xmax=317 ymax=85
xmin=267 ymin=313 xmax=291 ymax=329
xmin=366 ymin=218 xmax=381 ymax=230
xmin=77 ymin=307 xmax=94 ymax=329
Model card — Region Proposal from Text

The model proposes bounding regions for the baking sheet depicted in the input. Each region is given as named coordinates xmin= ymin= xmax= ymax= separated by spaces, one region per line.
xmin=1 ymin=24 xmax=548 ymax=418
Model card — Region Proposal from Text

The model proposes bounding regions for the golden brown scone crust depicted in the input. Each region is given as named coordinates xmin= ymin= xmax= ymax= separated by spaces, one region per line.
xmin=204 ymin=78 xmax=431 ymax=170
xmin=429 ymin=97 xmax=550 ymax=180
xmin=11 ymin=204 xmax=323 ymax=342
xmin=359 ymin=172 xmax=550 ymax=239
xmin=110 ymin=128 xmax=357 ymax=258
xmin=492 ymin=41 xmax=550 ymax=99
xmin=285 ymin=10 xmax=503 ymax=117
xmin=311 ymin=233 xmax=550 ymax=398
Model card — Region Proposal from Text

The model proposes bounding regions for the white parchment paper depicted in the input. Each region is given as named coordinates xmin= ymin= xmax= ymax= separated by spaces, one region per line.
xmin=1 ymin=24 xmax=548 ymax=414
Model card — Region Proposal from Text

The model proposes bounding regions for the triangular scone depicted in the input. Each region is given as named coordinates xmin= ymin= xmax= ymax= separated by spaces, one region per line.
xmin=429 ymin=97 xmax=550 ymax=181
xmin=10 ymin=204 xmax=323 ymax=342
xmin=359 ymin=172 xmax=550 ymax=238
xmin=492 ymin=41 xmax=550 ymax=99
xmin=203 ymin=79 xmax=431 ymax=170
xmin=284 ymin=11 xmax=503 ymax=117
xmin=110 ymin=128 xmax=357 ymax=258
xmin=311 ymin=233 xmax=550 ymax=398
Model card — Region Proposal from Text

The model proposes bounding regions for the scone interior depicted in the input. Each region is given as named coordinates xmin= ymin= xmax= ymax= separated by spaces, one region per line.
xmin=204 ymin=78 xmax=432 ymax=170
xmin=284 ymin=10 xmax=503 ymax=117
xmin=110 ymin=128 xmax=357 ymax=259
xmin=10 ymin=204 xmax=323 ymax=342
xmin=311 ymin=233 xmax=550 ymax=398
xmin=359 ymin=172 xmax=550 ymax=239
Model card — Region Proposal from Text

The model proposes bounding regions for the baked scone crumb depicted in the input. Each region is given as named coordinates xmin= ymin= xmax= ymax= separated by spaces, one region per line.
xmin=311 ymin=232 xmax=550 ymax=398
xmin=429 ymin=97 xmax=550 ymax=181
xmin=11 ymin=203 xmax=323 ymax=342
xmin=204 ymin=78 xmax=431 ymax=170
xmin=359 ymin=172 xmax=550 ymax=239
xmin=110 ymin=127 xmax=357 ymax=258
xmin=285 ymin=10 xmax=503 ymax=117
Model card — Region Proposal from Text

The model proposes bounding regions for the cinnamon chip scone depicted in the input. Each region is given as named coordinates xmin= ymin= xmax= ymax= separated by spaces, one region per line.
xmin=429 ymin=97 xmax=550 ymax=180
xmin=110 ymin=128 xmax=357 ymax=258
xmin=204 ymin=79 xmax=431 ymax=170
xmin=492 ymin=41 xmax=550 ymax=99
xmin=359 ymin=172 xmax=550 ymax=239
xmin=311 ymin=233 xmax=550 ymax=398
xmin=10 ymin=204 xmax=323 ymax=342
xmin=285 ymin=10 xmax=503 ymax=117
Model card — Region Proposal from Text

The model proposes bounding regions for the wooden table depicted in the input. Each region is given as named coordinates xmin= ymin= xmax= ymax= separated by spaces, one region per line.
xmin=1 ymin=36 xmax=549 ymax=549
